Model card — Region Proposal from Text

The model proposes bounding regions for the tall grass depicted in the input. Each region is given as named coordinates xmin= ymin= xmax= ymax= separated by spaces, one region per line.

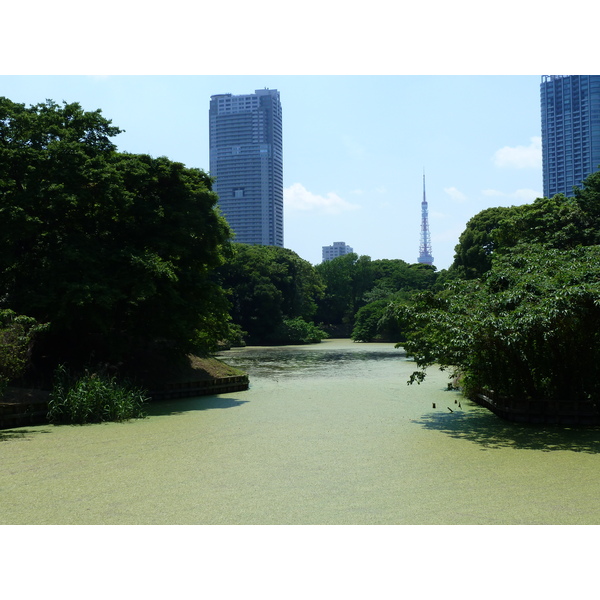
xmin=47 ymin=365 xmax=148 ymax=425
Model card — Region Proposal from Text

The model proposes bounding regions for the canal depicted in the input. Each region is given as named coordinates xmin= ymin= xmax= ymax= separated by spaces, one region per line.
xmin=2 ymin=339 xmax=600 ymax=524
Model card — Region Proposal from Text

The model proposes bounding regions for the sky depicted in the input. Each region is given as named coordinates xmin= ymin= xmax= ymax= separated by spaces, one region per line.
xmin=1 ymin=74 xmax=544 ymax=270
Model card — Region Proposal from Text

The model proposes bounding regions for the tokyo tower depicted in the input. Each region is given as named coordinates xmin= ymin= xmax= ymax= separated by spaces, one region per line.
xmin=418 ymin=172 xmax=434 ymax=265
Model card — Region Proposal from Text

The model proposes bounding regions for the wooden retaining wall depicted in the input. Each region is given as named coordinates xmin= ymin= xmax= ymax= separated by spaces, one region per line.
xmin=475 ymin=393 xmax=600 ymax=426
xmin=0 ymin=392 xmax=50 ymax=430
xmin=148 ymin=375 xmax=249 ymax=401
xmin=0 ymin=375 xmax=249 ymax=430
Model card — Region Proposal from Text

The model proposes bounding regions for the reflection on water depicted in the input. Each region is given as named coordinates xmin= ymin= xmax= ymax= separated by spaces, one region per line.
xmin=145 ymin=396 xmax=250 ymax=418
xmin=219 ymin=343 xmax=407 ymax=380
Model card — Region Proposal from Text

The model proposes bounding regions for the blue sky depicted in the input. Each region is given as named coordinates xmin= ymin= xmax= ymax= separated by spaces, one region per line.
xmin=1 ymin=75 xmax=544 ymax=269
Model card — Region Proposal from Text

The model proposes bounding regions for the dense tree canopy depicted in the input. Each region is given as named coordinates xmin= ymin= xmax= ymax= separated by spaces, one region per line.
xmin=394 ymin=168 xmax=600 ymax=417
xmin=217 ymin=244 xmax=324 ymax=344
xmin=449 ymin=171 xmax=600 ymax=281
xmin=314 ymin=253 xmax=374 ymax=331
xmin=0 ymin=97 xmax=232 ymax=370
xmin=371 ymin=259 xmax=437 ymax=291
xmin=448 ymin=206 xmax=515 ymax=280
xmin=395 ymin=244 xmax=600 ymax=406
xmin=351 ymin=292 xmax=409 ymax=343
xmin=314 ymin=254 xmax=437 ymax=334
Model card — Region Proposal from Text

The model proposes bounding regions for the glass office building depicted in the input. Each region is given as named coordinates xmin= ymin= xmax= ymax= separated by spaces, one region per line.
xmin=209 ymin=89 xmax=283 ymax=246
xmin=541 ymin=75 xmax=600 ymax=198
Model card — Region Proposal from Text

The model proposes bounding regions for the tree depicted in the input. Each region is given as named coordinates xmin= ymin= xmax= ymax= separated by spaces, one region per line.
xmin=573 ymin=168 xmax=600 ymax=238
xmin=269 ymin=317 xmax=328 ymax=345
xmin=0 ymin=310 xmax=46 ymax=396
xmin=314 ymin=254 xmax=439 ymax=336
xmin=392 ymin=168 xmax=600 ymax=418
xmin=0 ymin=97 xmax=233 ymax=370
xmin=394 ymin=244 xmax=600 ymax=410
xmin=371 ymin=259 xmax=437 ymax=291
xmin=493 ymin=194 xmax=594 ymax=251
xmin=449 ymin=170 xmax=600 ymax=282
xmin=449 ymin=206 xmax=516 ymax=279
xmin=314 ymin=253 xmax=376 ymax=332
xmin=351 ymin=293 xmax=409 ymax=343
xmin=217 ymin=244 xmax=325 ymax=344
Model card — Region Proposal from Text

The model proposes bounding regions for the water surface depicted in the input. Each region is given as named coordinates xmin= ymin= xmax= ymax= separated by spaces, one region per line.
xmin=2 ymin=339 xmax=600 ymax=524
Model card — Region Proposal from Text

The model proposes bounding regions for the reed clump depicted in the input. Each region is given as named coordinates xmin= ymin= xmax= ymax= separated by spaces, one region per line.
xmin=47 ymin=365 xmax=148 ymax=425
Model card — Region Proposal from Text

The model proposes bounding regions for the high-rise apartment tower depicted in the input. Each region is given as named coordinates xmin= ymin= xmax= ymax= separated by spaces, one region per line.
xmin=322 ymin=241 xmax=354 ymax=262
xmin=209 ymin=89 xmax=283 ymax=246
xmin=541 ymin=75 xmax=600 ymax=198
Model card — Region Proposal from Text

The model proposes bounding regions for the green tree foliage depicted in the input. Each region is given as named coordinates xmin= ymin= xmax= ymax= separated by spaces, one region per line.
xmin=371 ymin=259 xmax=437 ymax=291
xmin=448 ymin=206 xmax=515 ymax=279
xmin=0 ymin=310 xmax=46 ymax=396
xmin=351 ymin=293 xmax=409 ymax=342
xmin=0 ymin=97 xmax=232 ymax=369
xmin=493 ymin=194 xmax=594 ymax=251
xmin=573 ymin=169 xmax=600 ymax=235
xmin=316 ymin=254 xmax=437 ymax=338
xmin=269 ymin=317 xmax=329 ymax=345
xmin=395 ymin=245 xmax=600 ymax=408
xmin=217 ymin=244 xmax=325 ymax=344
xmin=314 ymin=254 xmax=356 ymax=329
xmin=314 ymin=253 xmax=376 ymax=332
xmin=394 ymin=169 xmax=600 ymax=413
xmin=449 ymin=171 xmax=600 ymax=282
xmin=315 ymin=252 xmax=384 ymax=333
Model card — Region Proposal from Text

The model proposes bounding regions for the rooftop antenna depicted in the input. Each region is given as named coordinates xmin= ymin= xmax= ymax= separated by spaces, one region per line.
xmin=418 ymin=170 xmax=434 ymax=265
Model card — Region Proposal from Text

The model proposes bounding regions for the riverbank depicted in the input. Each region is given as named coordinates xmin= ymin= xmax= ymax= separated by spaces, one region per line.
xmin=0 ymin=355 xmax=249 ymax=429
xmin=473 ymin=391 xmax=600 ymax=426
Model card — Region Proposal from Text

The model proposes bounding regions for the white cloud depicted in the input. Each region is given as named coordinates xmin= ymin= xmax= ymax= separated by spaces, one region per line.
xmin=482 ymin=188 xmax=542 ymax=202
xmin=444 ymin=187 xmax=468 ymax=203
xmin=493 ymin=136 xmax=542 ymax=169
xmin=284 ymin=183 xmax=360 ymax=214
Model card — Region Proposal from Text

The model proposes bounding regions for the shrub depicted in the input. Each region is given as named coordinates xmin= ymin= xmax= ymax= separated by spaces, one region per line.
xmin=0 ymin=310 xmax=46 ymax=397
xmin=268 ymin=317 xmax=328 ymax=345
xmin=352 ymin=297 xmax=407 ymax=342
xmin=47 ymin=365 xmax=148 ymax=424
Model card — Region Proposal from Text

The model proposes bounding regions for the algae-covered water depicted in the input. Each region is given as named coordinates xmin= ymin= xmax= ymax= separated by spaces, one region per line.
xmin=2 ymin=339 xmax=600 ymax=524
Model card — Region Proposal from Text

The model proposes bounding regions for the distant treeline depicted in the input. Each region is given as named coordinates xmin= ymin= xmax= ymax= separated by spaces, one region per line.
xmin=217 ymin=244 xmax=438 ymax=346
